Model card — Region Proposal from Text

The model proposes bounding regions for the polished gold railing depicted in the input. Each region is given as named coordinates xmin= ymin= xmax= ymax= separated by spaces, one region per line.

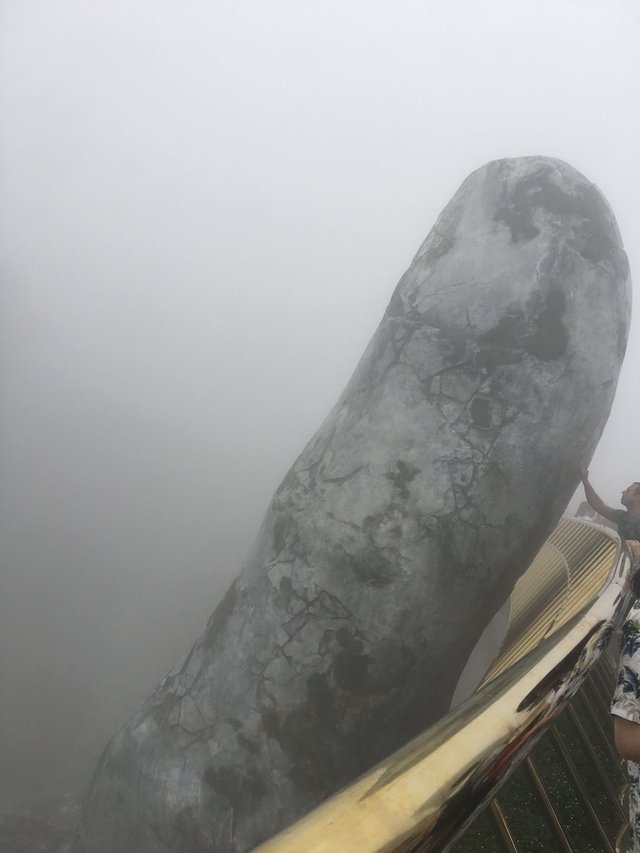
xmin=483 ymin=518 xmax=621 ymax=685
xmin=255 ymin=518 xmax=634 ymax=852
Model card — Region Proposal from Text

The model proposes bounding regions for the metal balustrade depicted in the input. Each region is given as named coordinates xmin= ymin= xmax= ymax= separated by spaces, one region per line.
xmin=255 ymin=518 xmax=634 ymax=853
xmin=453 ymin=660 xmax=630 ymax=853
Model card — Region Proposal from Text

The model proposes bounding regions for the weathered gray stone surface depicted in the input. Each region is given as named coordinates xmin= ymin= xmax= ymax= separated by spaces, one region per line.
xmin=73 ymin=157 xmax=631 ymax=852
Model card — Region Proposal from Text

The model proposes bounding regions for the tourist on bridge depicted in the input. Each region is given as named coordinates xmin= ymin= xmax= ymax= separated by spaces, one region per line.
xmin=580 ymin=470 xmax=640 ymax=541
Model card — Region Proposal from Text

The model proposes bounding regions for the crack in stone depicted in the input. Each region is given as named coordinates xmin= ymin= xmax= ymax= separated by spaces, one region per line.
xmin=321 ymin=465 xmax=367 ymax=485
xmin=411 ymin=276 xmax=482 ymax=309
xmin=166 ymin=719 xmax=216 ymax=742
xmin=326 ymin=512 xmax=361 ymax=533
xmin=188 ymin=695 xmax=208 ymax=730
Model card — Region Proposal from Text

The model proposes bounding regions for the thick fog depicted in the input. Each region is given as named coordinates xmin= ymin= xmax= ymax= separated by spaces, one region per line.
xmin=1 ymin=0 xmax=639 ymax=812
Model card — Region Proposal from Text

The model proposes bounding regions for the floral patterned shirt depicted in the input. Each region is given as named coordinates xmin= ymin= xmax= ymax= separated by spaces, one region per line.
xmin=611 ymin=602 xmax=640 ymax=852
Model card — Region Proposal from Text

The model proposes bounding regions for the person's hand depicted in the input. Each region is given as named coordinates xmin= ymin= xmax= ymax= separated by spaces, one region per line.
xmin=627 ymin=540 xmax=640 ymax=561
xmin=580 ymin=468 xmax=589 ymax=483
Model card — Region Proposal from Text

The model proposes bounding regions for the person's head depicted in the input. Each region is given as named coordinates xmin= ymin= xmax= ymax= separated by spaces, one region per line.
xmin=621 ymin=482 xmax=640 ymax=510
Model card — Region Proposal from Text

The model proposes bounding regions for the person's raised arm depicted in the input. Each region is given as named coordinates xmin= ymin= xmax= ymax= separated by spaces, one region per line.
xmin=580 ymin=469 xmax=617 ymax=522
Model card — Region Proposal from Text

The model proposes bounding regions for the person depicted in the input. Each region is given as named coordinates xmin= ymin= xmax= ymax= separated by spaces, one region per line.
xmin=612 ymin=540 xmax=640 ymax=852
xmin=580 ymin=469 xmax=640 ymax=541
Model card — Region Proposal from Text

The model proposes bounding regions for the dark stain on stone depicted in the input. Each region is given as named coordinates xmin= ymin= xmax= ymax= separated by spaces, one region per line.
xmin=523 ymin=289 xmax=568 ymax=360
xmin=279 ymin=576 xmax=293 ymax=595
xmin=308 ymin=589 xmax=351 ymax=619
xmin=475 ymin=279 xmax=567 ymax=370
xmin=494 ymin=166 xmax=623 ymax=275
xmin=495 ymin=206 xmax=541 ymax=242
xmin=324 ymin=465 xmax=366 ymax=486
xmin=437 ymin=328 xmax=468 ymax=365
xmin=343 ymin=546 xmax=399 ymax=588
xmin=202 ymin=763 xmax=266 ymax=812
xmin=204 ymin=581 xmax=237 ymax=648
xmin=278 ymin=576 xmax=303 ymax=613
xmin=452 ymin=483 xmax=469 ymax=509
xmin=433 ymin=517 xmax=456 ymax=573
xmin=171 ymin=807 xmax=212 ymax=853
xmin=547 ymin=183 xmax=620 ymax=267
xmin=470 ymin=397 xmax=492 ymax=429
xmin=236 ymin=731 xmax=260 ymax=755
xmin=428 ymin=516 xmax=461 ymax=588
xmin=307 ymin=671 xmax=336 ymax=721
xmin=481 ymin=313 xmax=525 ymax=346
xmin=259 ymin=673 xmax=342 ymax=793
xmin=385 ymin=230 xmax=454 ymax=319
xmin=282 ymin=610 xmax=307 ymax=638
xmin=145 ymin=689 xmax=181 ymax=729
xmin=333 ymin=627 xmax=372 ymax=695
xmin=259 ymin=656 xmax=422 ymax=796
xmin=502 ymin=513 xmax=525 ymax=550
xmin=318 ymin=628 xmax=336 ymax=657
xmin=273 ymin=513 xmax=293 ymax=554
xmin=362 ymin=515 xmax=378 ymax=535
xmin=492 ymin=170 xmax=553 ymax=243
xmin=475 ymin=313 xmax=526 ymax=371
xmin=386 ymin=460 xmax=420 ymax=500
xmin=260 ymin=707 xmax=281 ymax=741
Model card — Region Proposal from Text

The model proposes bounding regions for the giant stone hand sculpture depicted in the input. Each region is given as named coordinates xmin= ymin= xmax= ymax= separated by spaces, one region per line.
xmin=73 ymin=157 xmax=631 ymax=852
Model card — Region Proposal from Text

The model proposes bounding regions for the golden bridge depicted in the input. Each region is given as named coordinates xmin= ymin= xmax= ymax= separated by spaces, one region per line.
xmin=255 ymin=517 xmax=635 ymax=852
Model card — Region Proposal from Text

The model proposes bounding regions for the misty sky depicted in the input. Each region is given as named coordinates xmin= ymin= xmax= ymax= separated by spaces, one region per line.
xmin=2 ymin=0 xmax=639 ymax=811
